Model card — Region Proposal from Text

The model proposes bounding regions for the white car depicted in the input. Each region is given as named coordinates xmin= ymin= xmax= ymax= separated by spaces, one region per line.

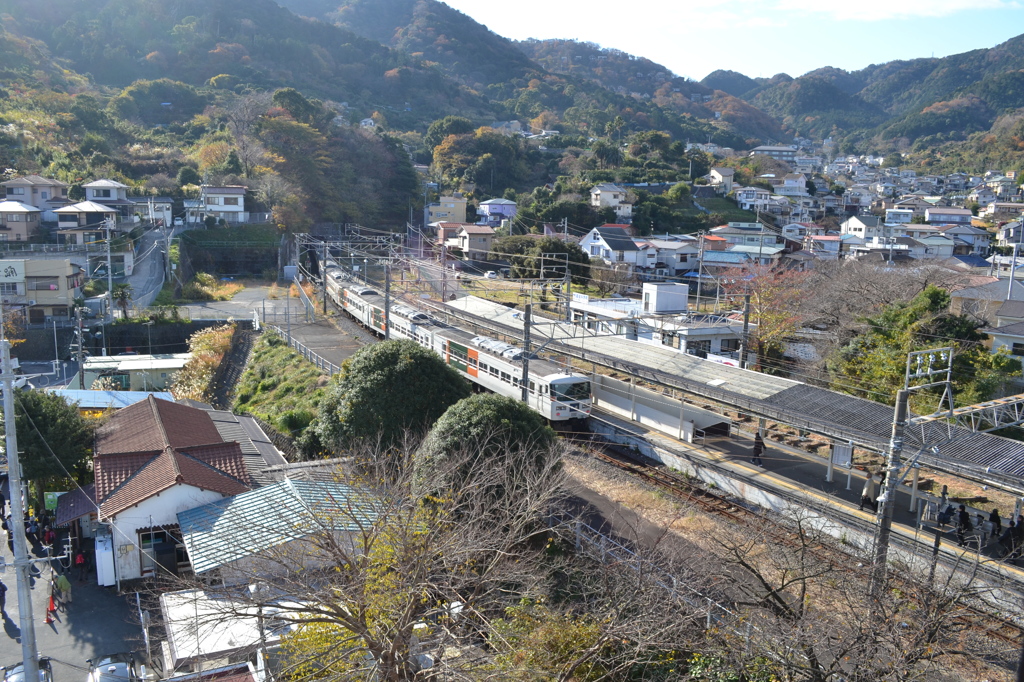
xmin=484 ymin=271 xmax=499 ymax=280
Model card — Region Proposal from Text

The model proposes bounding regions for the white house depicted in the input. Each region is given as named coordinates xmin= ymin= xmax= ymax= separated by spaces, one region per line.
xmin=582 ymin=225 xmax=641 ymax=269
xmin=129 ymin=196 xmax=174 ymax=226
xmin=924 ymin=207 xmax=972 ymax=224
xmin=590 ymin=184 xmax=633 ymax=222
xmin=84 ymin=179 xmax=133 ymax=218
xmin=708 ymin=168 xmax=735 ymax=193
xmin=186 ymin=186 xmax=247 ymax=224
xmin=0 ymin=175 xmax=70 ymax=221
xmin=840 ymin=215 xmax=887 ymax=240
xmin=0 ymin=200 xmax=42 ymax=242
xmin=55 ymin=397 xmax=283 ymax=585
xmin=776 ymin=173 xmax=808 ymax=197
xmin=885 ymin=209 xmax=913 ymax=224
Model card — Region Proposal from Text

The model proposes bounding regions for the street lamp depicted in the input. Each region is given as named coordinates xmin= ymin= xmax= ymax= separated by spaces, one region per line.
xmin=363 ymin=259 xmax=368 ymax=284
xmin=143 ymin=320 xmax=154 ymax=355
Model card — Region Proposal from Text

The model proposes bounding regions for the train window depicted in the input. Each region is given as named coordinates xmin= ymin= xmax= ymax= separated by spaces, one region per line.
xmin=512 ymin=377 xmax=520 ymax=387
xmin=529 ymin=381 xmax=536 ymax=392
xmin=489 ymin=366 xmax=498 ymax=376
xmin=500 ymin=372 xmax=511 ymax=383
xmin=479 ymin=363 xmax=488 ymax=373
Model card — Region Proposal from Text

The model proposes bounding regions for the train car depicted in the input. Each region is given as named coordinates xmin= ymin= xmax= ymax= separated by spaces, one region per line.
xmin=338 ymin=284 xmax=591 ymax=421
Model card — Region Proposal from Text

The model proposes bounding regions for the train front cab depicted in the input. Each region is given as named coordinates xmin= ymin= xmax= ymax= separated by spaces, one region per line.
xmin=545 ymin=375 xmax=591 ymax=421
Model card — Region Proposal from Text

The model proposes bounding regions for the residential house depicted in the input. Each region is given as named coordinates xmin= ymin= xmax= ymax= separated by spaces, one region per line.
xmin=998 ymin=221 xmax=1023 ymax=247
xmin=840 ymin=215 xmax=887 ymax=240
xmin=477 ymin=198 xmax=517 ymax=226
xmin=129 ymin=196 xmax=174 ymax=226
xmin=968 ymin=186 xmax=998 ymax=206
xmin=450 ymin=224 xmax=495 ymax=260
xmin=934 ymin=224 xmax=991 ymax=256
xmin=590 ymin=184 xmax=633 ymax=222
xmin=582 ymin=225 xmax=641 ymax=269
xmin=84 ymin=179 xmax=133 ymax=219
xmin=54 ymin=396 xmax=285 ymax=584
xmin=359 ymin=118 xmax=376 ymax=128
xmin=426 ymin=194 xmax=467 ymax=224
xmin=949 ymin=278 xmax=1024 ymax=323
xmin=0 ymin=258 xmax=83 ymax=324
xmin=708 ymin=168 xmax=735 ymax=193
xmin=80 ymin=354 xmax=191 ymax=391
xmin=983 ymin=202 xmax=1024 ymax=219
xmin=843 ymin=186 xmax=875 ymax=211
xmin=645 ymin=238 xmax=699 ymax=276
xmin=776 ymin=173 xmax=808 ymax=197
xmin=985 ymin=175 xmax=1017 ymax=197
xmin=47 ymin=389 xmax=176 ymax=418
xmin=177 ymin=478 xmax=375 ymax=583
xmin=985 ymin=322 xmax=1024 ymax=364
xmin=54 ymin=200 xmax=118 ymax=233
xmin=925 ymin=207 xmax=972 ymax=224
xmin=885 ymin=208 xmax=913 ymax=225
xmin=430 ymin=221 xmax=475 ymax=245
xmin=749 ymin=145 xmax=797 ymax=162
xmin=781 ymin=223 xmax=824 ymax=240
xmin=733 ymin=186 xmax=771 ymax=211
xmin=0 ymin=175 xmax=70 ymax=221
xmin=0 ymin=200 xmax=41 ymax=242
xmin=185 ymin=186 xmax=248 ymax=224
xmin=710 ymin=223 xmax=782 ymax=249
xmin=804 ymin=235 xmax=841 ymax=260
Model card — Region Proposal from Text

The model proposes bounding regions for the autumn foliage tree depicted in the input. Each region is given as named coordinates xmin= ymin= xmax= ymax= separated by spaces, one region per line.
xmin=722 ymin=264 xmax=809 ymax=372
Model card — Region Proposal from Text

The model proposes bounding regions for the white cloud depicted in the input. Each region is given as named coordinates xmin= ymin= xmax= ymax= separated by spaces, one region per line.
xmin=774 ymin=0 xmax=1020 ymax=21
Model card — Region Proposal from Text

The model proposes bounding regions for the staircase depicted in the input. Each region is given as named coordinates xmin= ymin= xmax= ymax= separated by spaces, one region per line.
xmin=211 ymin=326 xmax=258 ymax=409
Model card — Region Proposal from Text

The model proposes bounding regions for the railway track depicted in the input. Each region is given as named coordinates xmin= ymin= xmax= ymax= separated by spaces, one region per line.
xmin=566 ymin=430 xmax=1024 ymax=651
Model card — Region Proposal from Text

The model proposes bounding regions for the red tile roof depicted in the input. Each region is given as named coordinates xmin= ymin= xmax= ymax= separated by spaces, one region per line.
xmin=95 ymin=396 xmax=224 ymax=454
xmin=93 ymin=396 xmax=252 ymax=517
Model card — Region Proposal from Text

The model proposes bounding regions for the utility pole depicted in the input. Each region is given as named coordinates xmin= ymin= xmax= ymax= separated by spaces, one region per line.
xmin=441 ymin=243 xmax=447 ymax=302
xmin=76 ymin=307 xmax=85 ymax=389
xmin=2 ymin=334 xmax=41 ymax=682
xmin=521 ymin=304 xmax=531 ymax=403
xmin=1008 ymin=242 xmax=1019 ymax=301
xmin=105 ymin=218 xmax=114 ymax=320
xmin=695 ymin=230 xmax=706 ymax=312
xmin=738 ymin=294 xmax=751 ymax=369
xmin=870 ymin=388 xmax=909 ymax=602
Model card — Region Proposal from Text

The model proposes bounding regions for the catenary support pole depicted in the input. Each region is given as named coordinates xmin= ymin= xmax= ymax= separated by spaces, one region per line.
xmin=521 ymin=304 xmax=531 ymax=403
xmin=871 ymin=388 xmax=909 ymax=601
xmin=76 ymin=307 xmax=85 ymax=390
xmin=384 ymin=263 xmax=391 ymax=341
xmin=2 ymin=335 xmax=41 ymax=682
xmin=738 ymin=294 xmax=751 ymax=369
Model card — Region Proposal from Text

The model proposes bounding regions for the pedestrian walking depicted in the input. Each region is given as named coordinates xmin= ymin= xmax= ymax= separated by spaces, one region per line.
xmin=860 ymin=473 xmax=878 ymax=512
xmin=74 ymin=549 xmax=87 ymax=583
xmin=750 ymin=432 xmax=765 ymax=467
xmin=0 ymin=580 xmax=7 ymax=613
xmin=56 ymin=572 xmax=72 ymax=608
xmin=956 ymin=504 xmax=973 ymax=547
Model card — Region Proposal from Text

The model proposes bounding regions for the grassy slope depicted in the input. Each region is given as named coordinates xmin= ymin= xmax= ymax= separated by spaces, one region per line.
xmin=232 ymin=331 xmax=329 ymax=438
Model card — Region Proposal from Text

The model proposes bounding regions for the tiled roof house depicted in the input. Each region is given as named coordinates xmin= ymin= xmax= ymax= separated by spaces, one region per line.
xmin=58 ymin=396 xmax=267 ymax=584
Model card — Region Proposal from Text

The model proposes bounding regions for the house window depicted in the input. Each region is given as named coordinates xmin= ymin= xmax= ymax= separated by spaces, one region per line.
xmin=0 ymin=283 xmax=18 ymax=295
xmin=0 ymin=234 xmax=7 ymax=242
xmin=207 ymin=197 xmax=220 ymax=205
xmin=6 ymin=188 xmax=24 ymax=196
xmin=41 ymin=191 xmax=48 ymax=200
xmin=223 ymin=197 xmax=239 ymax=206
xmin=138 ymin=528 xmax=188 ymax=577
xmin=590 ymin=245 xmax=601 ymax=256
xmin=720 ymin=338 xmax=740 ymax=353
xmin=1012 ymin=343 xmax=1024 ymax=357
xmin=27 ymin=276 xmax=59 ymax=291
xmin=93 ymin=189 xmax=111 ymax=198
xmin=6 ymin=215 xmax=23 ymax=222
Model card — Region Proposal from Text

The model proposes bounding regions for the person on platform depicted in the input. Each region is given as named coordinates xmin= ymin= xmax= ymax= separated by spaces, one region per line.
xmin=860 ymin=473 xmax=878 ymax=512
xmin=750 ymin=432 xmax=765 ymax=467
xmin=956 ymin=504 xmax=973 ymax=547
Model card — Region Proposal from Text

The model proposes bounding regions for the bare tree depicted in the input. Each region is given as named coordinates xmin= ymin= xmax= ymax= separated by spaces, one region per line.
xmin=254 ymin=171 xmax=298 ymax=211
xmin=590 ymin=259 xmax=636 ymax=296
xmin=691 ymin=506 xmax=1013 ymax=681
xmin=225 ymin=92 xmax=272 ymax=177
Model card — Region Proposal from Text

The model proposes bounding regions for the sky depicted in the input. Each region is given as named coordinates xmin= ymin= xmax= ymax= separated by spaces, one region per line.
xmin=442 ymin=0 xmax=1024 ymax=81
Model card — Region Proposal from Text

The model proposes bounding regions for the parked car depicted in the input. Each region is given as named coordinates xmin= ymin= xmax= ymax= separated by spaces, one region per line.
xmin=3 ymin=658 xmax=53 ymax=682
xmin=173 ymin=217 xmax=184 ymax=227
xmin=86 ymin=654 xmax=141 ymax=682
xmin=484 ymin=271 xmax=499 ymax=280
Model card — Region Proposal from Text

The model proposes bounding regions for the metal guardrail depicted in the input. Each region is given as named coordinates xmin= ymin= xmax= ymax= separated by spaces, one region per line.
xmin=264 ymin=324 xmax=340 ymax=376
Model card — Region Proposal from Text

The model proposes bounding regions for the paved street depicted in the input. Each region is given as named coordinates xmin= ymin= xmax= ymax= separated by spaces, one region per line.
xmin=0 ymin=534 xmax=140 ymax=682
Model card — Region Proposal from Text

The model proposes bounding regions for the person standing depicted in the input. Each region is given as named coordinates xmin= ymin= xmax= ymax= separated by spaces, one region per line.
xmin=74 ymin=549 xmax=87 ymax=583
xmin=956 ymin=504 xmax=973 ymax=547
xmin=990 ymin=509 xmax=1002 ymax=536
xmin=0 ymin=580 xmax=7 ymax=614
xmin=750 ymin=431 xmax=765 ymax=467
xmin=860 ymin=473 xmax=877 ymax=512
xmin=56 ymin=572 xmax=72 ymax=608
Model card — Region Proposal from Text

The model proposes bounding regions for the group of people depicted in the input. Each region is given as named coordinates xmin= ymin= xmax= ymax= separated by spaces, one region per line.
xmin=859 ymin=471 xmax=888 ymax=512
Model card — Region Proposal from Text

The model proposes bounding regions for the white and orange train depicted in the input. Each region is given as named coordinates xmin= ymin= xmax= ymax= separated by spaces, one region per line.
xmin=325 ymin=268 xmax=591 ymax=421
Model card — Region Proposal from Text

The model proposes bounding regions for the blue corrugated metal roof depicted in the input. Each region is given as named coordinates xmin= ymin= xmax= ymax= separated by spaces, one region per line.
xmin=48 ymin=389 xmax=175 ymax=410
xmin=177 ymin=479 xmax=377 ymax=574
xmin=702 ymin=251 xmax=749 ymax=264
